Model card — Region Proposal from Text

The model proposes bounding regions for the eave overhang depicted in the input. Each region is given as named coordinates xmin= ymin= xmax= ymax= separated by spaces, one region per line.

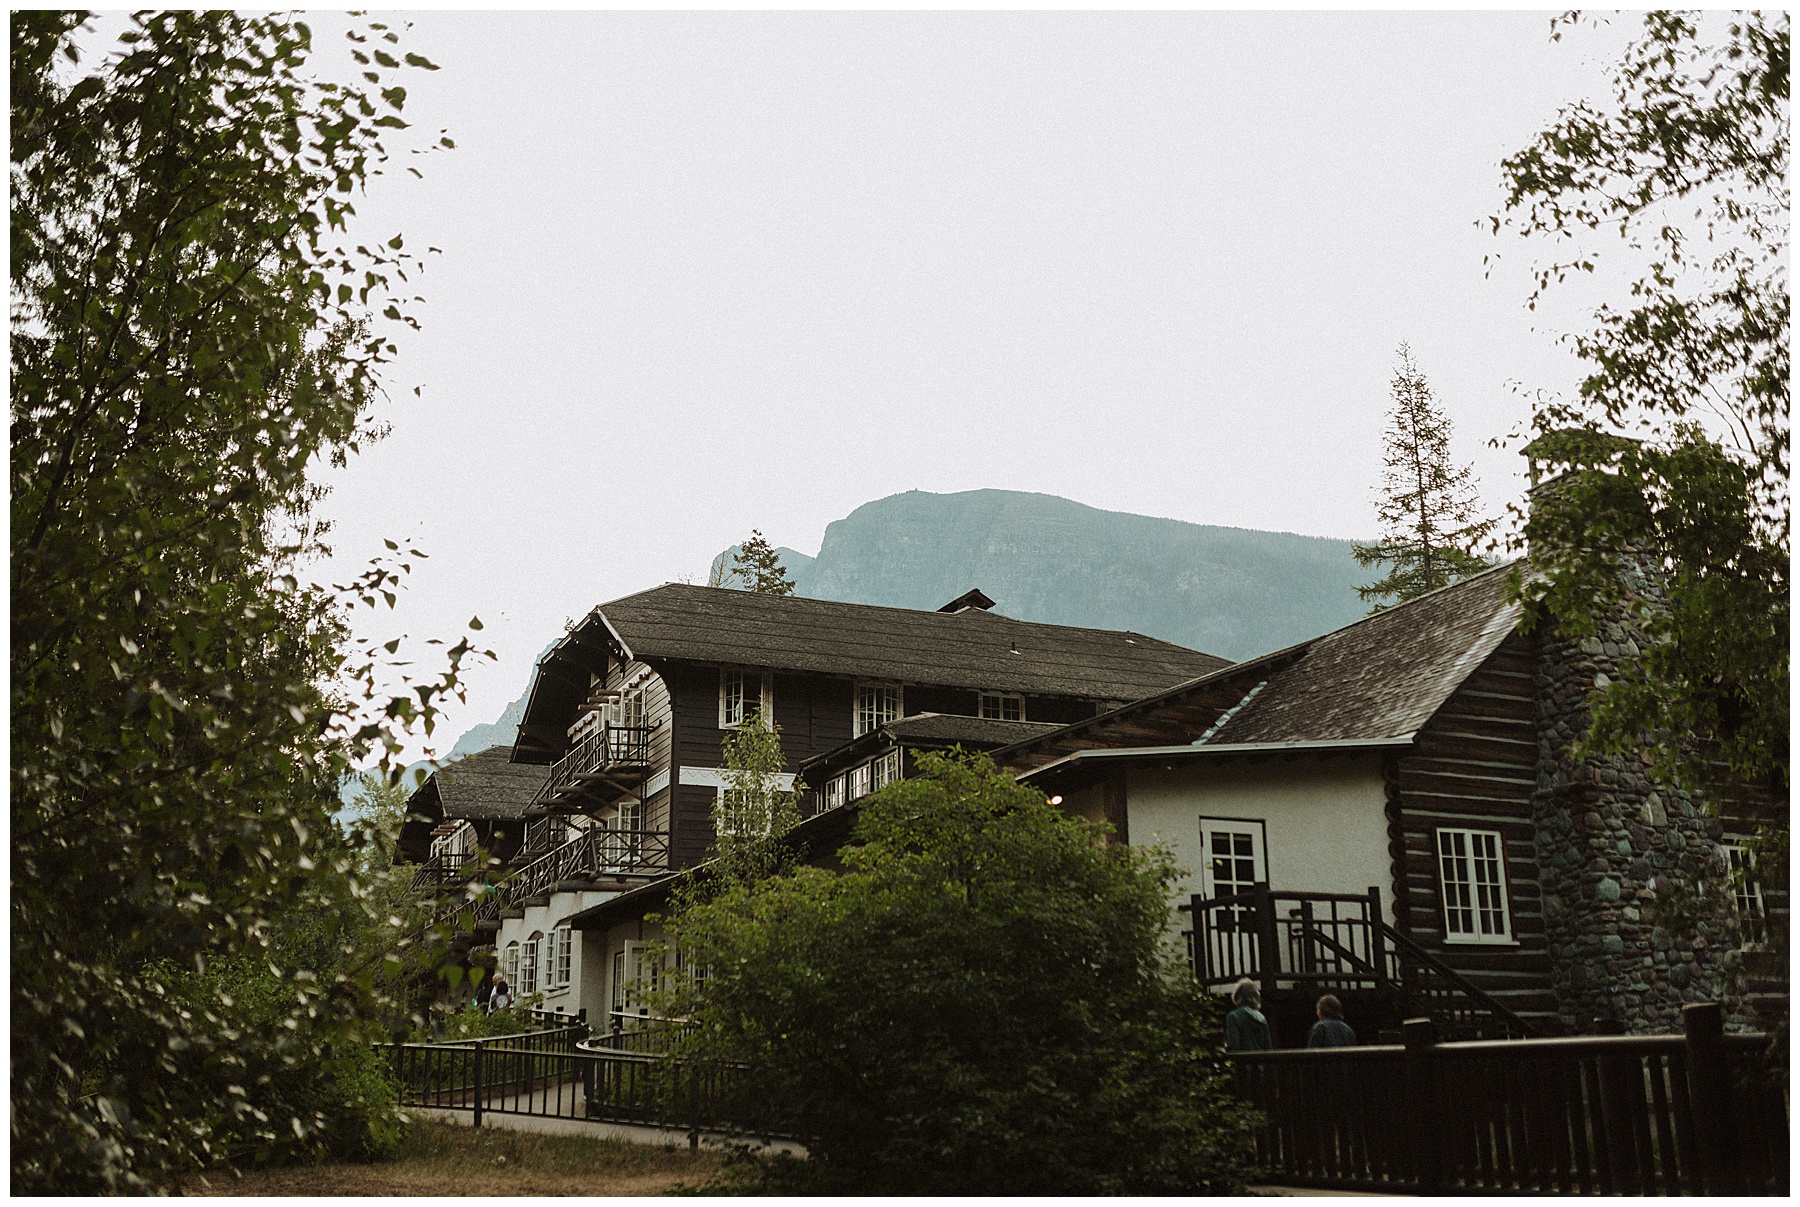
xmin=1017 ymin=734 xmax=1417 ymax=786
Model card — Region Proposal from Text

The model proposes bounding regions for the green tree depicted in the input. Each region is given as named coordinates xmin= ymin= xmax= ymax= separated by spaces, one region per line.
xmin=714 ymin=529 xmax=798 ymax=595
xmin=661 ymin=753 xmax=1259 ymax=1195
xmin=1494 ymin=13 xmax=1787 ymax=843
xmin=344 ymin=769 xmax=414 ymax=870
xmin=1352 ymin=343 xmax=1494 ymax=608
xmin=11 ymin=12 xmax=480 ymax=1191
xmin=710 ymin=711 xmax=804 ymax=883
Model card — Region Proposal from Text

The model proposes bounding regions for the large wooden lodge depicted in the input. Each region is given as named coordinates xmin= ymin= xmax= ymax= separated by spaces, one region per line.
xmin=401 ymin=566 xmax=1780 ymax=1043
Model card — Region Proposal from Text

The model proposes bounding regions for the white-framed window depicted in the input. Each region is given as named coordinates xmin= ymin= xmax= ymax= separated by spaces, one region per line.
xmin=847 ymin=762 xmax=872 ymax=801
xmin=612 ymin=941 xmax=656 ymax=1019
xmin=554 ymin=927 xmax=573 ymax=988
xmin=521 ymin=931 xmax=542 ymax=993
xmin=1725 ymin=844 xmax=1768 ymax=945
xmin=854 ymin=682 xmax=901 ymax=737
xmin=614 ymin=684 xmax=646 ymax=730
xmin=871 ymin=749 xmax=901 ymax=792
xmin=979 ymin=691 xmax=1024 ymax=721
xmin=824 ymin=775 xmax=845 ymax=811
xmin=720 ymin=668 xmax=770 ymax=728
xmin=503 ymin=941 xmax=520 ymax=988
xmin=1437 ymin=828 xmax=1513 ymax=944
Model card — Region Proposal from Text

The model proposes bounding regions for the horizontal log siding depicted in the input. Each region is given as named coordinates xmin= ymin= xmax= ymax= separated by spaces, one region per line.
xmin=1394 ymin=633 xmax=1559 ymax=1024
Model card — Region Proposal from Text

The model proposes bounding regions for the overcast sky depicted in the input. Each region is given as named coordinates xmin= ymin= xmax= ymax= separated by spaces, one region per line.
xmin=305 ymin=10 xmax=1640 ymax=760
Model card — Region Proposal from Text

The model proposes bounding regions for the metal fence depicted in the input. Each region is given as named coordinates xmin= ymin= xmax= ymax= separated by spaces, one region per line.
xmin=1231 ymin=1003 xmax=1786 ymax=1195
xmin=381 ymin=1023 xmax=775 ymax=1138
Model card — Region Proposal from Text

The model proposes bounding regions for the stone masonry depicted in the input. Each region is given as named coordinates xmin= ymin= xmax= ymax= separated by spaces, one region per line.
xmin=1530 ymin=575 xmax=1749 ymax=1035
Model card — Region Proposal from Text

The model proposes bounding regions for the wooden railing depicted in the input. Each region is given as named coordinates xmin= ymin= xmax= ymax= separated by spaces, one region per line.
xmin=1181 ymin=884 xmax=1538 ymax=1040
xmin=1230 ymin=1004 xmax=1785 ymax=1195
xmin=467 ymin=827 xmax=671 ymax=923
xmin=411 ymin=854 xmax=467 ymax=892
xmin=537 ymin=723 xmax=657 ymax=807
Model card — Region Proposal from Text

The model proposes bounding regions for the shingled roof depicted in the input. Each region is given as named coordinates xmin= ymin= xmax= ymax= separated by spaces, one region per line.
xmin=514 ymin=585 xmax=1231 ymax=764
xmin=430 ymin=746 xmax=548 ymax=818
xmin=597 ymin=584 xmax=1227 ymax=695
xmin=396 ymin=746 xmax=546 ymax=864
xmin=1208 ymin=562 xmax=1522 ymax=744
xmin=997 ymin=562 xmax=1525 ymax=773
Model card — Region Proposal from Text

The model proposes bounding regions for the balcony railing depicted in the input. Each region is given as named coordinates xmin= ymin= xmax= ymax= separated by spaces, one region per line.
xmin=1180 ymin=884 xmax=1539 ymax=1041
xmin=411 ymin=854 xmax=471 ymax=892
xmin=470 ymin=827 xmax=671 ymax=923
xmin=536 ymin=723 xmax=658 ymax=810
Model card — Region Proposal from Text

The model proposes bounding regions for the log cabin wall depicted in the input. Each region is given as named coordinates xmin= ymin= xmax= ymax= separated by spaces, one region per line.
xmin=1390 ymin=631 xmax=1561 ymax=1029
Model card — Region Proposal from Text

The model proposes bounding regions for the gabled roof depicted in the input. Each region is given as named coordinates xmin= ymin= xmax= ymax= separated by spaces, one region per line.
xmin=396 ymin=746 xmax=546 ymax=863
xmin=596 ymin=584 xmax=1227 ymax=695
xmin=1206 ymin=562 xmax=1522 ymax=744
xmin=515 ymin=584 xmax=1230 ymax=761
xmin=997 ymin=562 xmax=1525 ymax=771
xmin=432 ymin=746 xmax=548 ymax=819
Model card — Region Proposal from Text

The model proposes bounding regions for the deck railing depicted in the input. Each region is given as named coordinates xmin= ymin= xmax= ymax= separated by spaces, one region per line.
xmin=467 ymin=827 xmax=671 ymax=923
xmin=538 ymin=723 xmax=657 ymax=806
xmin=1230 ymin=1004 xmax=1785 ymax=1195
xmin=1181 ymin=884 xmax=1537 ymax=1040
xmin=410 ymin=854 xmax=467 ymax=892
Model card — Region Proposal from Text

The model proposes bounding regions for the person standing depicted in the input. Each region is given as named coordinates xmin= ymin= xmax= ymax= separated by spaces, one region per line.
xmin=1307 ymin=994 xmax=1357 ymax=1047
xmin=1225 ymin=978 xmax=1273 ymax=1051
xmin=488 ymin=976 xmax=513 ymax=1014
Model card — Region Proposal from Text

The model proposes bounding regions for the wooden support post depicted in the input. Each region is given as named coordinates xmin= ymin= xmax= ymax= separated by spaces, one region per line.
xmin=1366 ymin=886 xmax=1388 ymax=992
xmin=472 ymin=1040 xmax=485 ymax=1129
xmin=1683 ymin=1002 xmax=1744 ymax=1195
xmin=1255 ymin=882 xmax=1280 ymax=1036
xmin=1402 ymin=1017 xmax=1444 ymax=1194
xmin=1592 ymin=1018 xmax=1638 ymax=1193
xmin=687 ymin=1060 xmax=701 ymax=1151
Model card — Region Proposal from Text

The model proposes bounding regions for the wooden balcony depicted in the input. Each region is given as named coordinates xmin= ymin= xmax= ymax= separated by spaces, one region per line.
xmin=469 ymin=827 xmax=671 ymax=924
xmin=533 ymin=723 xmax=658 ymax=812
xmin=1181 ymin=884 xmax=1539 ymax=1042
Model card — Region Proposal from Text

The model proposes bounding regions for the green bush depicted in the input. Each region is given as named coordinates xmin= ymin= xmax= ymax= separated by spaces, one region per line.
xmin=663 ymin=752 xmax=1260 ymax=1195
xmin=418 ymin=1003 xmax=540 ymax=1043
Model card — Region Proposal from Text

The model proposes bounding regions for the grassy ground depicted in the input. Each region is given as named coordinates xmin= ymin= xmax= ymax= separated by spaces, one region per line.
xmin=180 ymin=1119 xmax=729 ymax=1196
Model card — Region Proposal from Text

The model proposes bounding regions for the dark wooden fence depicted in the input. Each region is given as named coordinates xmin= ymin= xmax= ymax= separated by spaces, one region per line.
xmin=380 ymin=1024 xmax=774 ymax=1140
xmin=1231 ymin=1003 xmax=1786 ymax=1195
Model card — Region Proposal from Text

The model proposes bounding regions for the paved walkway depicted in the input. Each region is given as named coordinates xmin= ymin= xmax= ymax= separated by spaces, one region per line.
xmin=407 ymin=1099 xmax=806 ymax=1156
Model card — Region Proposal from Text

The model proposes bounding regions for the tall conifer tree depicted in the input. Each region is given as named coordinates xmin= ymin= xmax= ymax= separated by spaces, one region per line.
xmin=1353 ymin=345 xmax=1493 ymax=609
xmin=724 ymin=530 xmax=798 ymax=596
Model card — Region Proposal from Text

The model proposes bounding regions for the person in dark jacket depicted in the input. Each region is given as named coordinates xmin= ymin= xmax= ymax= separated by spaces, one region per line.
xmin=1307 ymin=994 xmax=1357 ymax=1047
xmin=1225 ymin=978 xmax=1273 ymax=1051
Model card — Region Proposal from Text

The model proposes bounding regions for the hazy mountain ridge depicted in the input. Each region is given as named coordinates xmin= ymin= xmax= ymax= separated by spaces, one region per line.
xmin=780 ymin=490 xmax=1367 ymax=661
xmin=458 ymin=489 xmax=1370 ymax=758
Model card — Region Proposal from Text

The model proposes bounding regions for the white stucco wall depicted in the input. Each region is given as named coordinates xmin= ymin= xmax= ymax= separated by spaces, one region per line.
xmin=493 ymin=888 xmax=621 ymax=1023
xmin=1125 ymin=754 xmax=1397 ymax=927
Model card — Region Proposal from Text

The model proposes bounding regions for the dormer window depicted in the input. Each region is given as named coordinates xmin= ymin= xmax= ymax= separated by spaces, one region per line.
xmin=979 ymin=692 xmax=1024 ymax=722
xmin=854 ymin=683 xmax=901 ymax=737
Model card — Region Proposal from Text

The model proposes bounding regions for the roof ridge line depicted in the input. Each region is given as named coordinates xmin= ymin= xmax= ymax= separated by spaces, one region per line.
xmin=611 ymin=582 xmax=1224 ymax=653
